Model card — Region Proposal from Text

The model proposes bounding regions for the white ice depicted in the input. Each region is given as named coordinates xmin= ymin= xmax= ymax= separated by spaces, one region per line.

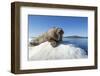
xmin=29 ymin=41 xmax=87 ymax=60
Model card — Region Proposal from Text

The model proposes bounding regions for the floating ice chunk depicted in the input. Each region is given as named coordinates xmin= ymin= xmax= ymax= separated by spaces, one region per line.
xmin=29 ymin=41 xmax=87 ymax=60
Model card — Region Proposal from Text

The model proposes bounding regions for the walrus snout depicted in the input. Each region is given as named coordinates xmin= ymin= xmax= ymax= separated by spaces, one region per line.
xmin=57 ymin=28 xmax=64 ymax=41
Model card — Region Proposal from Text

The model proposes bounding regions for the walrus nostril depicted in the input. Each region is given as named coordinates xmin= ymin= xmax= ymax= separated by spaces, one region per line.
xmin=59 ymin=30 xmax=64 ymax=34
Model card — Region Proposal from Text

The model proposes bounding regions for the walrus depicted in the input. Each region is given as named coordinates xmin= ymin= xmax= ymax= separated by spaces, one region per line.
xmin=30 ymin=27 xmax=64 ymax=47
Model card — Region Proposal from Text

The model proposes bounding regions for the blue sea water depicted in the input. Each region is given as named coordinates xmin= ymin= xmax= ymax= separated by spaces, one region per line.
xmin=62 ymin=38 xmax=88 ymax=55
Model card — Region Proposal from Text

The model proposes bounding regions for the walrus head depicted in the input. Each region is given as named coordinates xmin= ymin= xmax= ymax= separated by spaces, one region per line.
xmin=47 ymin=27 xmax=64 ymax=42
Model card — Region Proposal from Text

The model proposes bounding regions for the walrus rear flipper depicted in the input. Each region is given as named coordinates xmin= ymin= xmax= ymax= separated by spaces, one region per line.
xmin=30 ymin=41 xmax=39 ymax=46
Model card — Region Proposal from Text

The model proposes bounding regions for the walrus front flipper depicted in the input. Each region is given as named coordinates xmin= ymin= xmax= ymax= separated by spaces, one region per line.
xmin=50 ymin=41 xmax=59 ymax=47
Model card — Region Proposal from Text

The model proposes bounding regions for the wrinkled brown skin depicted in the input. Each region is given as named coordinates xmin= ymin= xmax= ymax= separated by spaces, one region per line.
xmin=30 ymin=27 xmax=64 ymax=47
